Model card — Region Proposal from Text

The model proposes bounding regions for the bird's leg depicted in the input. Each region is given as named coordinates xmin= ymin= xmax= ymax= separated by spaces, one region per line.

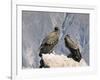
xmin=39 ymin=58 xmax=45 ymax=68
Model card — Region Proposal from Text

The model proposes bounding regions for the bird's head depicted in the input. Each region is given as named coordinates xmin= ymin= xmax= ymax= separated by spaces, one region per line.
xmin=64 ymin=34 xmax=70 ymax=42
xmin=65 ymin=34 xmax=70 ymax=38
xmin=54 ymin=27 xmax=59 ymax=32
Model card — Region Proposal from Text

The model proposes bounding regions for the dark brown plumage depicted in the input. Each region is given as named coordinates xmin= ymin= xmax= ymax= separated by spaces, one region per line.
xmin=64 ymin=34 xmax=82 ymax=62
xmin=39 ymin=27 xmax=59 ymax=57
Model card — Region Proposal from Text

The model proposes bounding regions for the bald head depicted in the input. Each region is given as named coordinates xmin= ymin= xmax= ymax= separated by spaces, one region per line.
xmin=54 ymin=27 xmax=59 ymax=32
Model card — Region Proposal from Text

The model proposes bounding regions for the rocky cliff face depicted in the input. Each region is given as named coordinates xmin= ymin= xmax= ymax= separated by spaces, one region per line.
xmin=22 ymin=11 xmax=89 ymax=68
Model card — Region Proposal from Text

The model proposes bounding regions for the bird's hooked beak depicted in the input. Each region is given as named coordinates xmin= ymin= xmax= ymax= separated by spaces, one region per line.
xmin=54 ymin=26 xmax=60 ymax=35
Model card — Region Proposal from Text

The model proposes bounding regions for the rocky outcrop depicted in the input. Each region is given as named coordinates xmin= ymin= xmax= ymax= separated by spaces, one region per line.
xmin=39 ymin=52 xmax=87 ymax=68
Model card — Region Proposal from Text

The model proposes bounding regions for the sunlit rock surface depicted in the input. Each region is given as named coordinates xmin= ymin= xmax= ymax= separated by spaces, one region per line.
xmin=42 ymin=53 xmax=87 ymax=67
